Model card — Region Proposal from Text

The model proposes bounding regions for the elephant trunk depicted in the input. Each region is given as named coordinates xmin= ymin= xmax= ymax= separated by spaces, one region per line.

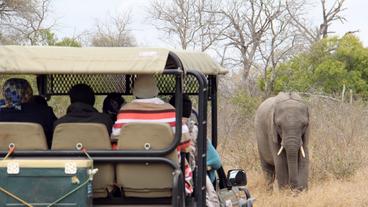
xmin=285 ymin=139 xmax=300 ymax=189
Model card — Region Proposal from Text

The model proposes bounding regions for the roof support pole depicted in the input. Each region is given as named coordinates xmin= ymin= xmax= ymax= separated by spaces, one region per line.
xmin=187 ymin=70 xmax=208 ymax=207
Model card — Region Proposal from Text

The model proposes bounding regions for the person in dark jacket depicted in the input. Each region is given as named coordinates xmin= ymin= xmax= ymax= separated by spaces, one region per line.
xmin=0 ymin=78 xmax=56 ymax=148
xmin=54 ymin=84 xmax=113 ymax=135
xmin=31 ymin=95 xmax=57 ymax=121
xmin=102 ymin=93 xmax=125 ymax=122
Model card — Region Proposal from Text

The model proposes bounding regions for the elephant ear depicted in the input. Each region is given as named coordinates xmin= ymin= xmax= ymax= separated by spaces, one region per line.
xmin=270 ymin=106 xmax=279 ymax=144
xmin=302 ymin=106 xmax=310 ymax=145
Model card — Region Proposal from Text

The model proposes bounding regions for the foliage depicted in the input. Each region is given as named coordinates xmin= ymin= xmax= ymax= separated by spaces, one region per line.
xmin=230 ymin=89 xmax=261 ymax=118
xmin=0 ymin=0 xmax=54 ymax=45
xmin=38 ymin=29 xmax=81 ymax=47
xmin=55 ymin=38 xmax=81 ymax=47
xmin=39 ymin=29 xmax=57 ymax=46
xmin=260 ymin=35 xmax=368 ymax=98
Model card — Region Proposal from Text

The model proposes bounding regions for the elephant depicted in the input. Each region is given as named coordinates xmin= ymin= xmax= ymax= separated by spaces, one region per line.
xmin=255 ymin=92 xmax=310 ymax=191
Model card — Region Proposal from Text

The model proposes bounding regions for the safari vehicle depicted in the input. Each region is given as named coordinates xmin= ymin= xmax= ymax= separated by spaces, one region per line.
xmin=0 ymin=46 xmax=254 ymax=207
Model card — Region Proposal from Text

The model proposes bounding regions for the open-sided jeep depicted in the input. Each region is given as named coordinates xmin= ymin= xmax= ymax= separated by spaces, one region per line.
xmin=0 ymin=46 xmax=254 ymax=206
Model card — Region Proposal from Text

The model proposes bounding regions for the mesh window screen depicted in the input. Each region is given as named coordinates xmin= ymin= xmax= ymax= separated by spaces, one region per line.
xmin=46 ymin=74 xmax=126 ymax=95
xmin=45 ymin=73 xmax=202 ymax=95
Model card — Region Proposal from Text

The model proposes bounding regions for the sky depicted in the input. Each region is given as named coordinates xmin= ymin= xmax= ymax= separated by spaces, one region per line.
xmin=50 ymin=0 xmax=167 ymax=47
xmin=49 ymin=0 xmax=368 ymax=47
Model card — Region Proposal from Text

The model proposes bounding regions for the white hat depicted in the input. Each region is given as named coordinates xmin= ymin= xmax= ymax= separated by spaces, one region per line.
xmin=133 ymin=75 xmax=159 ymax=98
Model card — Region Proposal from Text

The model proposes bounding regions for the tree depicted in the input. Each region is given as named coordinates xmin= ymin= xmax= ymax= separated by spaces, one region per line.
xmin=55 ymin=38 xmax=81 ymax=47
xmin=286 ymin=0 xmax=346 ymax=44
xmin=219 ymin=0 xmax=284 ymax=81
xmin=149 ymin=0 xmax=225 ymax=51
xmin=262 ymin=35 xmax=368 ymax=98
xmin=0 ymin=0 xmax=29 ymax=20
xmin=90 ymin=13 xmax=135 ymax=47
xmin=256 ymin=1 xmax=304 ymax=97
xmin=0 ymin=0 xmax=55 ymax=45
xmin=32 ymin=29 xmax=81 ymax=47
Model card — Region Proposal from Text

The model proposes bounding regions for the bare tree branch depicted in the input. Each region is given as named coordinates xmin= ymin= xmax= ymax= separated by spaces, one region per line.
xmin=220 ymin=0 xmax=281 ymax=80
xmin=90 ymin=12 xmax=136 ymax=47
xmin=320 ymin=0 xmax=346 ymax=38
xmin=149 ymin=0 xmax=224 ymax=51
xmin=0 ymin=0 xmax=55 ymax=45
xmin=286 ymin=0 xmax=346 ymax=43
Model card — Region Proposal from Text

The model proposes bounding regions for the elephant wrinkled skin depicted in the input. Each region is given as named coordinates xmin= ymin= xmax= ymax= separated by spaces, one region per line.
xmin=255 ymin=92 xmax=310 ymax=191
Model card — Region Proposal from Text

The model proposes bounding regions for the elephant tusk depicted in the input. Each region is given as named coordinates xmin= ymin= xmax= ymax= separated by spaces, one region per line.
xmin=300 ymin=146 xmax=306 ymax=158
xmin=277 ymin=146 xmax=284 ymax=156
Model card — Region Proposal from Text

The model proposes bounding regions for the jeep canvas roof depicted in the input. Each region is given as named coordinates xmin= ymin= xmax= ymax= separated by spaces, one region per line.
xmin=0 ymin=46 xmax=228 ymax=75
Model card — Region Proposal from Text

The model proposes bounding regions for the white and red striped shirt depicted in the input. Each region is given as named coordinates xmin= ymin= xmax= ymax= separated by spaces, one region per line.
xmin=112 ymin=97 xmax=193 ymax=194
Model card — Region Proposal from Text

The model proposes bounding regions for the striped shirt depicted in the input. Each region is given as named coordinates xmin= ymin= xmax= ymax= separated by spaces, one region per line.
xmin=114 ymin=98 xmax=173 ymax=135
xmin=112 ymin=97 xmax=193 ymax=194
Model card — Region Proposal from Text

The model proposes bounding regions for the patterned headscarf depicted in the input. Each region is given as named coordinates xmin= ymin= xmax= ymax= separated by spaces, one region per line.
xmin=0 ymin=99 xmax=5 ymax=108
xmin=2 ymin=78 xmax=33 ymax=110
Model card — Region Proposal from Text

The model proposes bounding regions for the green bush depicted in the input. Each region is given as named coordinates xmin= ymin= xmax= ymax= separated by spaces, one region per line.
xmin=262 ymin=34 xmax=368 ymax=98
xmin=230 ymin=90 xmax=261 ymax=119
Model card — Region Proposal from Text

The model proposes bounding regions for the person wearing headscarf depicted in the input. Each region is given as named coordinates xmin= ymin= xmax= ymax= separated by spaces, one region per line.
xmin=0 ymin=99 xmax=5 ymax=107
xmin=0 ymin=78 xmax=56 ymax=148
xmin=1 ymin=78 xmax=33 ymax=110
xmin=102 ymin=93 xmax=125 ymax=122
xmin=54 ymin=83 xmax=113 ymax=135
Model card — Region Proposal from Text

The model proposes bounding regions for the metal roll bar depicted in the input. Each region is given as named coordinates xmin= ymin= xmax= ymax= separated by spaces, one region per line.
xmin=187 ymin=70 xmax=208 ymax=207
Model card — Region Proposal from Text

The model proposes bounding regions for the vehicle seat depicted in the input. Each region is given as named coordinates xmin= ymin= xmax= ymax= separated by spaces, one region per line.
xmin=116 ymin=122 xmax=179 ymax=198
xmin=0 ymin=122 xmax=48 ymax=150
xmin=52 ymin=123 xmax=114 ymax=198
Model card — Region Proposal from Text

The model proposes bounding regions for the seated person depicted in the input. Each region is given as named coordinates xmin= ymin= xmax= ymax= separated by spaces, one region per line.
xmin=102 ymin=93 xmax=125 ymax=122
xmin=207 ymin=140 xmax=221 ymax=182
xmin=169 ymin=94 xmax=193 ymax=152
xmin=112 ymin=75 xmax=176 ymax=137
xmin=112 ymin=74 xmax=193 ymax=194
xmin=54 ymin=84 xmax=113 ymax=135
xmin=170 ymin=94 xmax=221 ymax=206
xmin=31 ymin=95 xmax=48 ymax=106
xmin=31 ymin=95 xmax=57 ymax=121
xmin=0 ymin=78 xmax=56 ymax=148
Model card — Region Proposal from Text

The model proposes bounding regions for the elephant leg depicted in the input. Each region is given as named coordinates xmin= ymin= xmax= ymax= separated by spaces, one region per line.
xmin=274 ymin=154 xmax=289 ymax=190
xmin=260 ymin=159 xmax=275 ymax=190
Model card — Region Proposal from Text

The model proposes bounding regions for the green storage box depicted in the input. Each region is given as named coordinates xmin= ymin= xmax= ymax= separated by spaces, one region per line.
xmin=0 ymin=159 xmax=93 ymax=206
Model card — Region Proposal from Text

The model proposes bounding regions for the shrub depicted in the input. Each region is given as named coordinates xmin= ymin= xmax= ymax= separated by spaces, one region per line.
xmin=230 ymin=89 xmax=261 ymax=119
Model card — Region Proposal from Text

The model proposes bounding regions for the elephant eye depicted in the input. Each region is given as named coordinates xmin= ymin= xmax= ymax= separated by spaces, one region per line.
xmin=276 ymin=124 xmax=282 ymax=132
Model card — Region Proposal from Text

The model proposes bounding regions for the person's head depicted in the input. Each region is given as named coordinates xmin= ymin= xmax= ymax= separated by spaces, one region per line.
xmin=103 ymin=93 xmax=125 ymax=120
xmin=132 ymin=75 xmax=159 ymax=99
xmin=2 ymin=78 xmax=33 ymax=109
xmin=30 ymin=95 xmax=48 ymax=107
xmin=169 ymin=94 xmax=192 ymax=118
xmin=68 ymin=84 xmax=95 ymax=106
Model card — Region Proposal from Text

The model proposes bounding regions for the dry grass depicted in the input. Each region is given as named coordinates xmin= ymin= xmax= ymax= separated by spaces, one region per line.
xmin=218 ymin=96 xmax=368 ymax=206
xmin=248 ymin=167 xmax=368 ymax=207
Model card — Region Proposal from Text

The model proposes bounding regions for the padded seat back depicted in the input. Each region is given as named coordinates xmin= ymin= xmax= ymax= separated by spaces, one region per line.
xmin=0 ymin=122 xmax=48 ymax=150
xmin=52 ymin=123 xmax=114 ymax=198
xmin=116 ymin=122 xmax=178 ymax=198
xmin=52 ymin=123 xmax=112 ymax=149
